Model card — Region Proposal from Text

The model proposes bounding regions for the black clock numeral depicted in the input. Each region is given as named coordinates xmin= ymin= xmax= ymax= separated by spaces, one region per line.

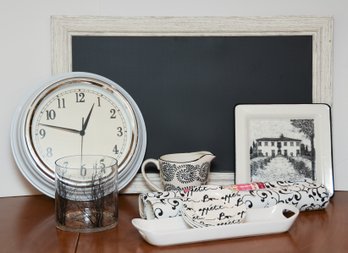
xmin=39 ymin=129 xmax=46 ymax=138
xmin=46 ymin=110 xmax=56 ymax=120
xmin=75 ymin=92 xmax=85 ymax=103
xmin=46 ymin=147 xmax=53 ymax=157
xmin=110 ymin=109 xmax=116 ymax=119
xmin=80 ymin=164 xmax=87 ymax=176
xmin=117 ymin=127 xmax=123 ymax=137
xmin=57 ymin=98 xmax=66 ymax=108
xmin=97 ymin=97 xmax=101 ymax=107
xmin=113 ymin=145 xmax=119 ymax=154
xmin=99 ymin=158 xmax=106 ymax=173
xmin=93 ymin=158 xmax=106 ymax=173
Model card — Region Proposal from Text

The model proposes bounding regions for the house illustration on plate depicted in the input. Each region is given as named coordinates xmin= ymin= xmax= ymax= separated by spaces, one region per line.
xmin=255 ymin=134 xmax=301 ymax=157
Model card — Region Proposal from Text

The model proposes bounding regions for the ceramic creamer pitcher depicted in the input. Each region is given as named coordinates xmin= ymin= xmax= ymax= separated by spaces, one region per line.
xmin=141 ymin=151 xmax=216 ymax=191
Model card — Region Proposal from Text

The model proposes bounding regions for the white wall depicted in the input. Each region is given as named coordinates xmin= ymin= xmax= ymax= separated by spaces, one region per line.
xmin=1 ymin=0 xmax=347 ymax=197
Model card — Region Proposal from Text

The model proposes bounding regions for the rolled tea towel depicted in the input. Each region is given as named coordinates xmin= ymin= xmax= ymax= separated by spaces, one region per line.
xmin=139 ymin=191 xmax=183 ymax=219
xmin=139 ymin=180 xmax=330 ymax=219
xmin=223 ymin=180 xmax=330 ymax=211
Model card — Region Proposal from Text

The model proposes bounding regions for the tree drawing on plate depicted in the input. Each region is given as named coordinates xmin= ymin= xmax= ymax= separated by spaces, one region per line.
xmin=249 ymin=118 xmax=315 ymax=182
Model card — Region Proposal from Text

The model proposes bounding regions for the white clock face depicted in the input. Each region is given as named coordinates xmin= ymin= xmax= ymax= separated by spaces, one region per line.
xmin=26 ymin=80 xmax=138 ymax=180
xmin=12 ymin=72 xmax=146 ymax=197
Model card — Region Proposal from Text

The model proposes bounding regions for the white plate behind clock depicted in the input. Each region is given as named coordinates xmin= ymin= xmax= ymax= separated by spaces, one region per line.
xmin=11 ymin=72 xmax=147 ymax=198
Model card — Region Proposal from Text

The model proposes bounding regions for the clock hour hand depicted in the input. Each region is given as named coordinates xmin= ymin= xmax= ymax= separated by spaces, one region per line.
xmin=80 ymin=104 xmax=95 ymax=135
xmin=39 ymin=123 xmax=81 ymax=134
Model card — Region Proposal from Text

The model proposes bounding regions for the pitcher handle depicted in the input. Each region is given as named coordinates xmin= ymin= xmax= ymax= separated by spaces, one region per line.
xmin=141 ymin=159 xmax=163 ymax=191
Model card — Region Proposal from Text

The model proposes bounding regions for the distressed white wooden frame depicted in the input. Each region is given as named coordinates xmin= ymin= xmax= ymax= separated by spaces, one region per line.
xmin=51 ymin=16 xmax=333 ymax=193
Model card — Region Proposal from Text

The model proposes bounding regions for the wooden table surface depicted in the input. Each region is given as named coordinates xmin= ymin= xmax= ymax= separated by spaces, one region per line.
xmin=0 ymin=191 xmax=347 ymax=253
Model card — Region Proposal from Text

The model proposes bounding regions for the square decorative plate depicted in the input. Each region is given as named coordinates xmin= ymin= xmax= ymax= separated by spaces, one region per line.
xmin=234 ymin=104 xmax=333 ymax=196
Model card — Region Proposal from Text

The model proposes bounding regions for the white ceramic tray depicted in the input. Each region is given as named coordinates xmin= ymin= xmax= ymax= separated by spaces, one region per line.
xmin=132 ymin=203 xmax=299 ymax=246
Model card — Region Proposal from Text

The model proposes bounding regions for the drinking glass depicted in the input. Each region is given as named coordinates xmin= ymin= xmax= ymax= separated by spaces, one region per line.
xmin=55 ymin=155 xmax=118 ymax=232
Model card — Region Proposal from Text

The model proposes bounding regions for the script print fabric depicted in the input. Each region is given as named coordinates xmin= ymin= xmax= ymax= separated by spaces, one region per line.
xmin=139 ymin=180 xmax=330 ymax=219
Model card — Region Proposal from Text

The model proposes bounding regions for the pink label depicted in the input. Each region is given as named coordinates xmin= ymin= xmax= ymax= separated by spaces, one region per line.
xmin=224 ymin=182 xmax=266 ymax=191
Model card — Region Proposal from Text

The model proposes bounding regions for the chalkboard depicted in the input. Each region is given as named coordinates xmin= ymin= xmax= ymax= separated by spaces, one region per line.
xmin=72 ymin=36 xmax=312 ymax=173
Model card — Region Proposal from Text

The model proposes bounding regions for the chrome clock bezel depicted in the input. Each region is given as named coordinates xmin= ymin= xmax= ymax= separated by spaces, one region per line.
xmin=11 ymin=72 xmax=147 ymax=197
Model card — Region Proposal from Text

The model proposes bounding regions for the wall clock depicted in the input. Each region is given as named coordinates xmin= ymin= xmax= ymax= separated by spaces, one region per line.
xmin=11 ymin=72 xmax=147 ymax=197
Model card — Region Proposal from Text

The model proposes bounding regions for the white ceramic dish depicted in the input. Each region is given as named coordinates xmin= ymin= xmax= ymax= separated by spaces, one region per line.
xmin=132 ymin=203 xmax=299 ymax=246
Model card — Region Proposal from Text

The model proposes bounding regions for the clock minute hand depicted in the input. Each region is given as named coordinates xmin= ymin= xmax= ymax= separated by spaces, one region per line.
xmin=81 ymin=104 xmax=95 ymax=135
xmin=39 ymin=123 xmax=81 ymax=134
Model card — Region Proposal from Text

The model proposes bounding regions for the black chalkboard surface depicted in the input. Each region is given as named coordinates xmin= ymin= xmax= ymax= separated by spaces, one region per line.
xmin=72 ymin=36 xmax=312 ymax=172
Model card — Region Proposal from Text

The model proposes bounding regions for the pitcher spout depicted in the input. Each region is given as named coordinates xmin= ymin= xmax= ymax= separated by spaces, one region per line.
xmin=196 ymin=151 xmax=216 ymax=163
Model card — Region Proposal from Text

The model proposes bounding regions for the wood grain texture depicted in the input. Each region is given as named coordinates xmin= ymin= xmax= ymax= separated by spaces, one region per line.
xmin=0 ymin=192 xmax=347 ymax=253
